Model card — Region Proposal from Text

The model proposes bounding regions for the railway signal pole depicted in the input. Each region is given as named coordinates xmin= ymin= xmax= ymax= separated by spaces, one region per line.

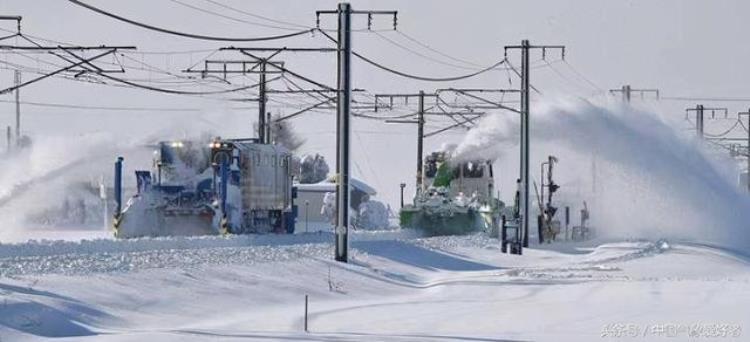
xmin=609 ymin=85 xmax=659 ymax=103
xmin=504 ymin=40 xmax=565 ymax=248
xmin=317 ymin=3 xmax=397 ymax=263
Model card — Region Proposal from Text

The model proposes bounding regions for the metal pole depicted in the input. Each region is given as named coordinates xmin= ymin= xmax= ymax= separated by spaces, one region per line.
xmin=259 ymin=60 xmax=267 ymax=143
xmin=416 ymin=91 xmax=424 ymax=194
xmin=623 ymin=84 xmax=631 ymax=103
xmin=14 ymin=70 xmax=20 ymax=145
xmin=305 ymin=200 xmax=309 ymax=233
xmin=520 ymin=39 xmax=530 ymax=248
xmin=565 ymin=206 xmax=570 ymax=240
xmin=540 ymin=161 xmax=546 ymax=210
xmin=335 ymin=2 xmax=351 ymax=263
xmin=547 ymin=156 xmax=554 ymax=204
xmin=697 ymin=104 xmax=704 ymax=139
xmin=399 ymin=183 xmax=406 ymax=208
xmin=500 ymin=215 xmax=507 ymax=252
xmin=266 ymin=111 xmax=272 ymax=143
xmin=5 ymin=126 xmax=10 ymax=153
xmin=114 ymin=157 xmax=123 ymax=218
xmin=304 ymin=294 xmax=309 ymax=332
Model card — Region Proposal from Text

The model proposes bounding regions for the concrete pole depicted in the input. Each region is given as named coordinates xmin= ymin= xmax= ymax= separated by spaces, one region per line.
xmin=266 ymin=111 xmax=272 ymax=143
xmin=416 ymin=91 xmax=425 ymax=194
xmin=258 ymin=60 xmax=267 ymax=143
xmin=335 ymin=2 xmax=351 ymax=263
xmin=520 ymin=39 xmax=530 ymax=248
xmin=622 ymin=84 xmax=631 ymax=103
xmin=399 ymin=183 xmax=406 ymax=208
xmin=697 ymin=104 xmax=704 ymax=138
xmin=14 ymin=70 xmax=20 ymax=145
xmin=6 ymin=125 xmax=11 ymax=153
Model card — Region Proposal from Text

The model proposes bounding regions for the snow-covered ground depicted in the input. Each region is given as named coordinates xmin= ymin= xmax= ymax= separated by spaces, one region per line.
xmin=0 ymin=231 xmax=747 ymax=341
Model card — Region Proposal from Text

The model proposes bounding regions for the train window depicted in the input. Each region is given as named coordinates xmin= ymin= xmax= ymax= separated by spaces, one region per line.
xmin=272 ymin=155 xmax=278 ymax=167
xmin=463 ymin=161 xmax=484 ymax=178
xmin=254 ymin=152 xmax=260 ymax=166
xmin=488 ymin=162 xmax=494 ymax=178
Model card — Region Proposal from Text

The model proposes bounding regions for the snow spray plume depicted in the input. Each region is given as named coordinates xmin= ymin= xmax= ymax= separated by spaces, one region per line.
xmin=0 ymin=114 xmax=228 ymax=242
xmin=254 ymin=114 xmax=306 ymax=151
xmin=456 ymin=97 xmax=750 ymax=251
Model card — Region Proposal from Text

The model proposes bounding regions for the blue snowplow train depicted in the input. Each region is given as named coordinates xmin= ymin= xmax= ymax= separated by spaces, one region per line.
xmin=112 ymin=138 xmax=297 ymax=238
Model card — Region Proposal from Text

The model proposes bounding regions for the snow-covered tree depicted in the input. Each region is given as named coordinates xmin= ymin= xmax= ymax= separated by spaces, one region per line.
xmin=356 ymin=200 xmax=389 ymax=230
xmin=299 ymin=153 xmax=329 ymax=184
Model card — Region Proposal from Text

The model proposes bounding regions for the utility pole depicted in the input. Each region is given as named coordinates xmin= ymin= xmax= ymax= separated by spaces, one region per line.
xmin=685 ymin=105 xmax=727 ymax=139
xmin=696 ymin=104 xmax=704 ymax=138
xmin=504 ymin=40 xmax=565 ymax=247
xmin=258 ymin=60 xmax=267 ymax=143
xmin=266 ymin=112 xmax=272 ymax=143
xmin=399 ymin=183 xmax=406 ymax=208
xmin=183 ymin=58 xmax=287 ymax=143
xmin=378 ymin=91 xmax=484 ymax=193
xmin=317 ymin=3 xmax=397 ymax=263
xmin=608 ymin=85 xmax=659 ymax=103
xmin=14 ymin=70 xmax=20 ymax=146
xmin=519 ymin=40 xmax=531 ymax=248
xmin=378 ymin=91 xmax=438 ymax=194
xmin=335 ymin=2 xmax=352 ymax=263
xmin=5 ymin=126 xmax=10 ymax=154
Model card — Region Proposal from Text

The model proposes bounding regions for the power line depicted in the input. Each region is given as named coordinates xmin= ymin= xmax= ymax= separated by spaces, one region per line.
xmin=199 ymin=0 xmax=309 ymax=30
xmin=317 ymin=29 xmax=504 ymax=82
xmin=662 ymin=96 xmax=750 ymax=102
xmin=394 ymin=30 xmax=485 ymax=68
xmin=561 ymin=60 xmax=604 ymax=92
xmin=0 ymin=98 xmax=202 ymax=112
xmin=373 ymin=31 xmax=489 ymax=71
xmin=69 ymin=0 xmax=314 ymax=42
xmin=93 ymin=72 xmax=260 ymax=95
xmin=702 ymin=119 xmax=741 ymax=138
xmin=0 ymin=27 xmax=221 ymax=55
xmin=167 ymin=0 xmax=302 ymax=31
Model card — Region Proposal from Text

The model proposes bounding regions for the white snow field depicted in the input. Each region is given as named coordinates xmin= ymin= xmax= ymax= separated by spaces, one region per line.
xmin=0 ymin=232 xmax=747 ymax=341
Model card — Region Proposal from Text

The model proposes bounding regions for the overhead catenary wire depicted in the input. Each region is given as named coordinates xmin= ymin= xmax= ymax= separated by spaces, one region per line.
xmin=0 ymin=54 xmax=271 ymax=103
xmin=198 ymin=0 xmax=310 ymax=30
xmin=92 ymin=71 xmax=261 ymax=95
xmin=316 ymin=29 xmax=504 ymax=82
xmin=394 ymin=30 xmax=485 ymax=68
xmin=68 ymin=0 xmax=314 ymax=42
xmin=167 ymin=0 xmax=303 ymax=32
xmin=0 ymin=98 xmax=202 ymax=112
xmin=373 ymin=31 xmax=498 ymax=72
xmin=701 ymin=119 xmax=741 ymax=138
xmin=662 ymin=96 xmax=750 ymax=102
xmin=561 ymin=59 xmax=605 ymax=93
